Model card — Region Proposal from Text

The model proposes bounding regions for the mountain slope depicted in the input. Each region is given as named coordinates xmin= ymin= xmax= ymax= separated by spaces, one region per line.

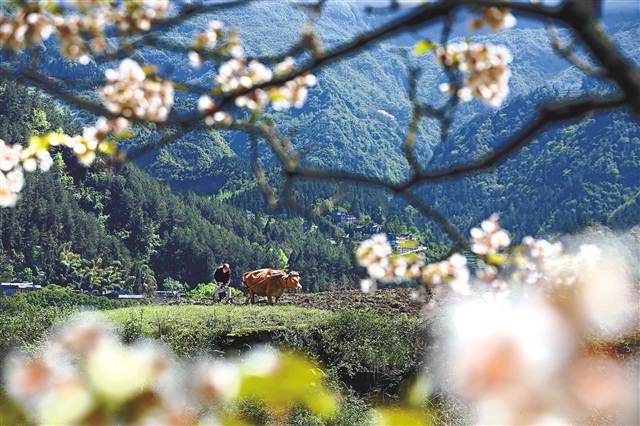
xmin=0 ymin=82 xmax=357 ymax=291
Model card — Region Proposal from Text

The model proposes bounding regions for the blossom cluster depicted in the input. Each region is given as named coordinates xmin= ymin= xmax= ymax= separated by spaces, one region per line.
xmin=112 ymin=0 xmax=170 ymax=33
xmin=198 ymin=56 xmax=317 ymax=124
xmin=62 ymin=58 xmax=172 ymax=168
xmin=188 ymin=20 xmax=243 ymax=68
xmin=470 ymin=5 xmax=517 ymax=31
xmin=0 ymin=7 xmax=53 ymax=50
xmin=437 ymin=42 xmax=512 ymax=107
xmin=356 ymin=233 xmax=393 ymax=280
xmin=4 ymin=317 xmax=338 ymax=425
xmin=469 ymin=214 xmax=511 ymax=255
xmin=0 ymin=138 xmax=54 ymax=207
xmin=101 ymin=59 xmax=174 ymax=123
xmin=0 ymin=57 xmax=173 ymax=208
xmin=0 ymin=1 xmax=169 ymax=61
xmin=356 ymin=219 xmax=638 ymax=423
xmin=356 ymin=214 xmax=637 ymax=317
xmin=421 ymin=252 xmax=470 ymax=297
xmin=435 ymin=240 xmax=638 ymax=424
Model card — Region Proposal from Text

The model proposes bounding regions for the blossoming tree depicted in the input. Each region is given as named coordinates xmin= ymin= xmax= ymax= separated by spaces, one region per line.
xmin=0 ymin=0 xmax=638 ymax=424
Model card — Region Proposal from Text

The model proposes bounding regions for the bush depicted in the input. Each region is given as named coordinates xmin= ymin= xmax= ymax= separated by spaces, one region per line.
xmin=187 ymin=283 xmax=218 ymax=300
xmin=162 ymin=277 xmax=188 ymax=292
xmin=187 ymin=283 xmax=243 ymax=301
xmin=311 ymin=309 xmax=427 ymax=396
xmin=0 ymin=297 xmax=63 ymax=362
xmin=0 ymin=286 xmax=147 ymax=368
xmin=15 ymin=285 xmax=146 ymax=310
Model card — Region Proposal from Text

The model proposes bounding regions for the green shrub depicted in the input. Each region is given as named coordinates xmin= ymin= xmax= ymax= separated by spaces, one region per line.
xmin=162 ymin=277 xmax=188 ymax=292
xmin=120 ymin=310 xmax=145 ymax=344
xmin=188 ymin=283 xmax=243 ymax=301
xmin=188 ymin=283 xmax=218 ymax=300
xmin=0 ymin=297 xmax=64 ymax=362
xmin=236 ymin=399 xmax=271 ymax=425
xmin=14 ymin=285 xmax=146 ymax=310
xmin=287 ymin=405 xmax=324 ymax=426
xmin=321 ymin=309 xmax=424 ymax=373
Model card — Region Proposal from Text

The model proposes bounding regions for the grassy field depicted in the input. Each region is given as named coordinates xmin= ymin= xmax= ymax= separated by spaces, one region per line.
xmin=99 ymin=304 xmax=332 ymax=336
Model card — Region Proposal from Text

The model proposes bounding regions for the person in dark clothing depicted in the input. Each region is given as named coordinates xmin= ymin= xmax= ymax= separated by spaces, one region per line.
xmin=213 ymin=263 xmax=231 ymax=303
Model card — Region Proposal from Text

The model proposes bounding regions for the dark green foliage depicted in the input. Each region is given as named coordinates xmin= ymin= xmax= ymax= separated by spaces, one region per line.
xmin=11 ymin=284 xmax=143 ymax=310
xmin=0 ymin=83 xmax=358 ymax=292
xmin=0 ymin=297 xmax=61 ymax=359
xmin=104 ymin=305 xmax=425 ymax=395
xmin=608 ymin=190 xmax=640 ymax=229
xmin=421 ymin=86 xmax=640 ymax=241
xmin=0 ymin=286 xmax=143 ymax=363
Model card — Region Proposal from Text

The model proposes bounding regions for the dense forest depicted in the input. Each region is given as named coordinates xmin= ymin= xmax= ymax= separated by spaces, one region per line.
xmin=419 ymin=82 xmax=640 ymax=238
xmin=0 ymin=83 xmax=358 ymax=292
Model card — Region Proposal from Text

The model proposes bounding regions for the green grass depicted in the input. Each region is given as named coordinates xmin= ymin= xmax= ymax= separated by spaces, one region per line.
xmin=99 ymin=304 xmax=331 ymax=335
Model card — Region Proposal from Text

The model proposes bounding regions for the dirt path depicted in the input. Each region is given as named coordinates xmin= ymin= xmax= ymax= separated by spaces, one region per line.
xmin=178 ymin=288 xmax=423 ymax=316
xmin=276 ymin=288 xmax=421 ymax=316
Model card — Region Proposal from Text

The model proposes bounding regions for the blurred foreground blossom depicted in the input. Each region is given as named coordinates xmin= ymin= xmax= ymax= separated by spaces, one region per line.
xmin=469 ymin=214 xmax=510 ymax=256
xmin=361 ymin=216 xmax=640 ymax=424
xmin=0 ymin=138 xmax=56 ymax=207
xmin=358 ymin=215 xmax=639 ymax=328
xmin=3 ymin=317 xmax=338 ymax=425
xmin=437 ymin=42 xmax=512 ymax=107
xmin=433 ymin=280 xmax=639 ymax=424
xmin=0 ymin=8 xmax=53 ymax=50
xmin=470 ymin=5 xmax=517 ymax=31
xmin=0 ymin=1 xmax=169 ymax=60
xmin=356 ymin=233 xmax=393 ymax=279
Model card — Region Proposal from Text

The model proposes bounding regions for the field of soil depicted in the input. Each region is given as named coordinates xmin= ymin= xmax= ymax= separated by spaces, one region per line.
xmin=174 ymin=288 xmax=423 ymax=316
xmin=275 ymin=288 xmax=421 ymax=316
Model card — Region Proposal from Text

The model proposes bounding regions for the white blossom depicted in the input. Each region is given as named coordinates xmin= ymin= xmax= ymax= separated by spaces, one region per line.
xmin=101 ymin=59 xmax=174 ymax=122
xmin=0 ymin=140 xmax=21 ymax=172
xmin=470 ymin=6 xmax=517 ymax=32
xmin=360 ymin=278 xmax=377 ymax=294
xmin=0 ymin=9 xmax=53 ymax=50
xmin=437 ymin=42 xmax=512 ymax=107
xmin=422 ymin=252 xmax=470 ymax=296
xmin=470 ymin=214 xmax=511 ymax=255
xmin=356 ymin=234 xmax=392 ymax=279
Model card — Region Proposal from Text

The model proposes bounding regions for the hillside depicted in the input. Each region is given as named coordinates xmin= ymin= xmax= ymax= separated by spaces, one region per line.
xmin=421 ymin=84 xmax=640 ymax=239
xmin=147 ymin=3 xmax=640 ymax=241
xmin=0 ymin=83 xmax=357 ymax=292
xmin=0 ymin=3 xmax=638 ymax=296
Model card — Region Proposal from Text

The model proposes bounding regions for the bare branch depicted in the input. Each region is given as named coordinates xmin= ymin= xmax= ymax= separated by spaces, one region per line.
xmin=546 ymin=20 xmax=605 ymax=77
xmin=414 ymin=95 xmax=627 ymax=183
xmin=557 ymin=0 xmax=640 ymax=113
xmin=285 ymin=95 xmax=626 ymax=191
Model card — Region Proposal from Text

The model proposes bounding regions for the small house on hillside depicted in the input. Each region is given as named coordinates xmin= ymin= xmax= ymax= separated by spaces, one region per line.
xmin=154 ymin=291 xmax=185 ymax=304
xmin=388 ymin=234 xmax=421 ymax=254
xmin=332 ymin=211 xmax=357 ymax=226
xmin=0 ymin=282 xmax=41 ymax=296
xmin=102 ymin=290 xmax=146 ymax=300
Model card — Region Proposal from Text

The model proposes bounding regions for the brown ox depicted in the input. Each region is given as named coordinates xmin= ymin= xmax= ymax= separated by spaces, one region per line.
xmin=242 ymin=268 xmax=301 ymax=305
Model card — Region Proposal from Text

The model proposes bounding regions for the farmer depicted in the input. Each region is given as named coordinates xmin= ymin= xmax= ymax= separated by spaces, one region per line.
xmin=213 ymin=263 xmax=232 ymax=303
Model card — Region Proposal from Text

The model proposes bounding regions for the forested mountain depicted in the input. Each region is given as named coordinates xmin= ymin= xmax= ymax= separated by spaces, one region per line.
xmin=0 ymin=83 xmax=357 ymax=292
xmin=142 ymin=3 xmax=639 ymax=181
xmin=420 ymin=83 xmax=640 ymax=239
xmin=0 ymin=3 xmax=638 ymax=295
